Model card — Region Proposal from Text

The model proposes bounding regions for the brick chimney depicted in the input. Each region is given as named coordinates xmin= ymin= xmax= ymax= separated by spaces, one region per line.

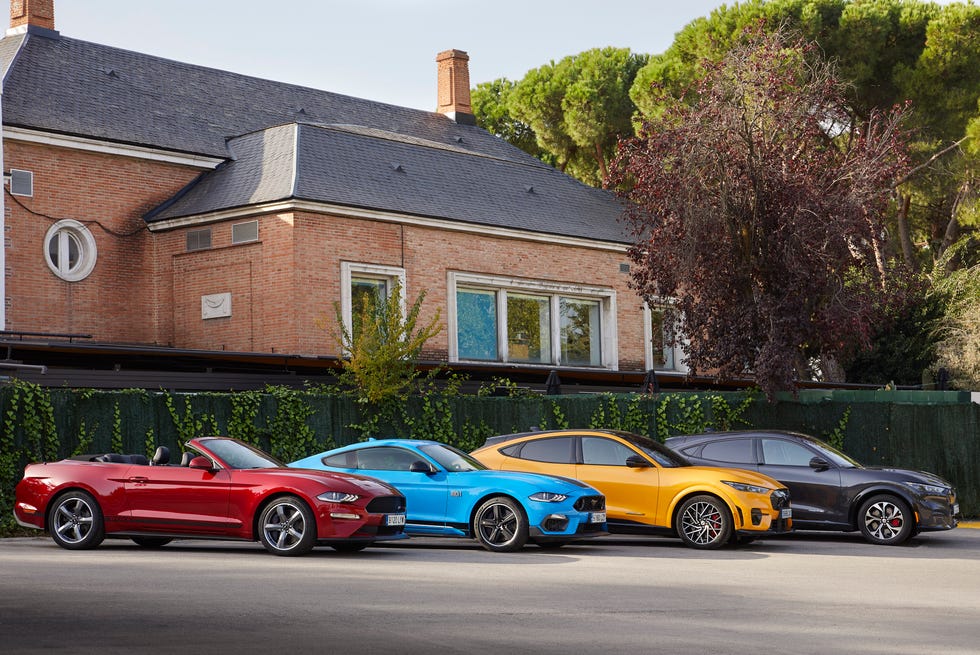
xmin=9 ymin=0 xmax=56 ymax=32
xmin=436 ymin=49 xmax=475 ymax=125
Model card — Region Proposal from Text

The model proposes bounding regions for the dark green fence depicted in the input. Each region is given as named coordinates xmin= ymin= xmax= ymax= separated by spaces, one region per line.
xmin=2 ymin=385 xmax=977 ymax=528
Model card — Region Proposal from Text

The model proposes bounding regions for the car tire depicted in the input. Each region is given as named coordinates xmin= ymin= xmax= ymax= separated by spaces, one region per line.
xmin=677 ymin=494 xmax=732 ymax=549
xmin=49 ymin=491 xmax=105 ymax=550
xmin=330 ymin=543 xmax=368 ymax=553
xmin=473 ymin=496 xmax=528 ymax=552
xmin=858 ymin=494 xmax=915 ymax=545
xmin=131 ymin=537 xmax=173 ymax=548
xmin=258 ymin=496 xmax=317 ymax=556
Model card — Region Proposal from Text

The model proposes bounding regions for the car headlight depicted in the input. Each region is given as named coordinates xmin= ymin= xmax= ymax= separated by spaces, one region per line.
xmin=723 ymin=481 xmax=771 ymax=495
xmin=903 ymin=482 xmax=949 ymax=496
xmin=317 ymin=491 xmax=360 ymax=503
xmin=529 ymin=492 xmax=568 ymax=503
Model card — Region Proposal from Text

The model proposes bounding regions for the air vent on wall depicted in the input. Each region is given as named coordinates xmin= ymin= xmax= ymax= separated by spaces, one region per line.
xmin=232 ymin=220 xmax=258 ymax=244
xmin=9 ymin=169 xmax=33 ymax=197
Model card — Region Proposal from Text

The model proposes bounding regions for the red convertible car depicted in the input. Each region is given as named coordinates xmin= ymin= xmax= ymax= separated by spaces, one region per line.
xmin=14 ymin=436 xmax=407 ymax=556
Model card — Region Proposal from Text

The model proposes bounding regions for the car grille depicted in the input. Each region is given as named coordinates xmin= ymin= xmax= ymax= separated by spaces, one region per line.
xmin=769 ymin=489 xmax=790 ymax=510
xmin=366 ymin=496 xmax=406 ymax=514
xmin=574 ymin=495 xmax=605 ymax=512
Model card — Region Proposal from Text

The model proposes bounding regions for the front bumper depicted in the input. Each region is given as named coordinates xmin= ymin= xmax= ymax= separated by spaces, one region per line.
xmin=528 ymin=495 xmax=607 ymax=539
xmin=530 ymin=520 xmax=608 ymax=540
xmin=737 ymin=515 xmax=793 ymax=536
xmin=914 ymin=494 xmax=959 ymax=532
xmin=313 ymin=494 xmax=407 ymax=541
xmin=735 ymin=488 xmax=792 ymax=534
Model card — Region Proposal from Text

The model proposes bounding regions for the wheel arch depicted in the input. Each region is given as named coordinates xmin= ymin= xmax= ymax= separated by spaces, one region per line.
xmin=251 ymin=491 xmax=317 ymax=541
xmin=848 ymin=486 xmax=918 ymax=529
xmin=668 ymin=490 xmax=738 ymax=533
xmin=467 ymin=492 xmax=526 ymax=536
xmin=44 ymin=485 xmax=102 ymax=532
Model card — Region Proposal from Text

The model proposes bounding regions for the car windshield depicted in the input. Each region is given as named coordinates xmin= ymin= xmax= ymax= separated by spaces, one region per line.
xmin=198 ymin=438 xmax=284 ymax=470
xmin=419 ymin=443 xmax=487 ymax=472
xmin=804 ymin=436 xmax=861 ymax=468
xmin=612 ymin=431 xmax=690 ymax=468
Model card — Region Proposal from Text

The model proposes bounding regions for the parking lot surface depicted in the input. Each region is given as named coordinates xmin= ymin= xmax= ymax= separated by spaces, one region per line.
xmin=1 ymin=529 xmax=977 ymax=655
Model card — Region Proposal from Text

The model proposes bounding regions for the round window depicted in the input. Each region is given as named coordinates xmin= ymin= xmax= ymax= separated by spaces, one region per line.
xmin=44 ymin=220 xmax=97 ymax=281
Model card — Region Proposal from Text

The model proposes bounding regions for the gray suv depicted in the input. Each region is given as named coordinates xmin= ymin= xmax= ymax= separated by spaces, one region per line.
xmin=665 ymin=430 xmax=959 ymax=545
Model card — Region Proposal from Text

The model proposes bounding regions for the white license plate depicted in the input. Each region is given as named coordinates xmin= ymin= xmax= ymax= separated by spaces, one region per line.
xmin=385 ymin=514 xmax=406 ymax=526
xmin=781 ymin=508 xmax=792 ymax=519
xmin=590 ymin=512 xmax=606 ymax=523
xmin=953 ymin=503 xmax=959 ymax=515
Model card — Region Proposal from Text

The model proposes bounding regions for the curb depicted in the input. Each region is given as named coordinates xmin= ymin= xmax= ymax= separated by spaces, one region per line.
xmin=959 ymin=521 xmax=980 ymax=529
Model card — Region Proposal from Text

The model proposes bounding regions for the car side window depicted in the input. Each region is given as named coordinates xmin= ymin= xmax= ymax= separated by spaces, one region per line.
xmin=761 ymin=439 xmax=815 ymax=466
xmin=354 ymin=447 xmax=421 ymax=471
xmin=513 ymin=437 xmax=575 ymax=463
xmin=700 ymin=439 xmax=756 ymax=464
xmin=322 ymin=452 xmax=355 ymax=468
xmin=581 ymin=437 xmax=637 ymax=466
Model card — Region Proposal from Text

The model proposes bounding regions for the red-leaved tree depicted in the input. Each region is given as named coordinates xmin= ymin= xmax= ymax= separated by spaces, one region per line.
xmin=609 ymin=29 xmax=911 ymax=397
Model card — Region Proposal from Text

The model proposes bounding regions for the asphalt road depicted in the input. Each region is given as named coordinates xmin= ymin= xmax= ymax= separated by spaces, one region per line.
xmin=1 ymin=528 xmax=978 ymax=655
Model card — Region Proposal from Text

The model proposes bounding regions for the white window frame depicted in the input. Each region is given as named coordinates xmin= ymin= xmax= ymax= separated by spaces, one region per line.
xmin=339 ymin=262 xmax=406 ymax=341
xmin=643 ymin=299 xmax=689 ymax=373
xmin=448 ymin=271 xmax=618 ymax=369
xmin=44 ymin=219 xmax=97 ymax=282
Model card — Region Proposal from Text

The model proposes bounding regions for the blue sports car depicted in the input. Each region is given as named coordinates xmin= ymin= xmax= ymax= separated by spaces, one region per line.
xmin=290 ymin=440 xmax=607 ymax=552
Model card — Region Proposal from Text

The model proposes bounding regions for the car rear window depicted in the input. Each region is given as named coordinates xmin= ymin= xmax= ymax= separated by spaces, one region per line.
xmin=508 ymin=437 xmax=575 ymax=463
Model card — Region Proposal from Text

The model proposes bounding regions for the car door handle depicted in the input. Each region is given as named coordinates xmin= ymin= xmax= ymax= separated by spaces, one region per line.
xmin=128 ymin=476 xmax=149 ymax=484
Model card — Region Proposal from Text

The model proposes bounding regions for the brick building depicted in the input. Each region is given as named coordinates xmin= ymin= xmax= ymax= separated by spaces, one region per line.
xmin=0 ymin=0 xmax=687 ymax=389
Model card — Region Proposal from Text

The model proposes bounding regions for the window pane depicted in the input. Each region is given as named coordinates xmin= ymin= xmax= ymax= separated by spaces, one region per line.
xmin=351 ymin=277 xmax=387 ymax=339
xmin=515 ymin=437 xmax=574 ymax=463
xmin=48 ymin=235 xmax=60 ymax=268
xmin=66 ymin=232 xmax=81 ymax=270
xmin=507 ymin=293 xmax=551 ymax=364
xmin=701 ymin=439 xmax=756 ymax=464
xmin=761 ymin=439 xmax=815 ymax=466
xmin=581 ymin=437 xmax=635 ymax=466
xmin=560 ymin=298 xmax=600 ymax=366
xmin=355 ymin=447 xmax=421 ymax=471
xmin=650 ymin=308 xmax=674 ymax=369
xmin=457 ymin=287 xmax=498 ymax=361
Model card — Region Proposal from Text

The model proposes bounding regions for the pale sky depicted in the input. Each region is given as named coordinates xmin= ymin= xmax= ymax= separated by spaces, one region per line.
xmin=18 ymin=0 xmax=732 ymax=111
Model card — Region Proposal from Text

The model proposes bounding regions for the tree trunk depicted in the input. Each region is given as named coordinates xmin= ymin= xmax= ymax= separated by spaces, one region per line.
xmin=594 ymin=141 xmax=608 ymax=181
xmin=895 ymin=193 xmax=918 ymax=271
xmin=818 ymin=354 xmax=847 ymax=383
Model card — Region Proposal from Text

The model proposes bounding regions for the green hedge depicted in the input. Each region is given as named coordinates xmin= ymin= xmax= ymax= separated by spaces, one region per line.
xmin=2 ymin=382 xmax=977 ymax=534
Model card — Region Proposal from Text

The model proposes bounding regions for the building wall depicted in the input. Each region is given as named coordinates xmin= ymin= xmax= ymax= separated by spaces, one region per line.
xmin=157 ymin=210 xmax=649 ymax=371
xmin=3 ymin=139 xmax=202 ymax=342
xmin=4 ymin=139 xmax=651 ymax=373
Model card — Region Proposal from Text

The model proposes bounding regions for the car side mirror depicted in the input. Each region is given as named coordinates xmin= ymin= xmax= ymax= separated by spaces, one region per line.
xmin=809 ymin=456 xmax=830 ymax=471
xmin=626 ymin=455 xmax=652 ymax=468
xmin=188 ymin=456 xmax=214 ymax=470
xmin=409 ymin=460 xmax=433 ymax=474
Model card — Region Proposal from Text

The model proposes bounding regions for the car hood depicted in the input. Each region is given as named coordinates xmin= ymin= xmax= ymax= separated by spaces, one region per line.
xmin=252 ymin=467 xmax=402 ymax=496
xmin=461 ymin=469 xmax=598 ymax=493
xmin=861 ymin=466 xmax=952 ymax=487
xmin=685 ymin=465 xmax=785 ymax=490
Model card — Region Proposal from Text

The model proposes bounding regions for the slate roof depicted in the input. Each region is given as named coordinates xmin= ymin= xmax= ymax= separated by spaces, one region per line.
xmin=0 ymin=27 xmax=629 ymax=244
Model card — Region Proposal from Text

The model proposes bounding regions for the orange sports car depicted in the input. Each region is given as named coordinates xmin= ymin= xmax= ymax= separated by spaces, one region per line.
xmin=472 ymin=429 xmax=792 ymax=549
